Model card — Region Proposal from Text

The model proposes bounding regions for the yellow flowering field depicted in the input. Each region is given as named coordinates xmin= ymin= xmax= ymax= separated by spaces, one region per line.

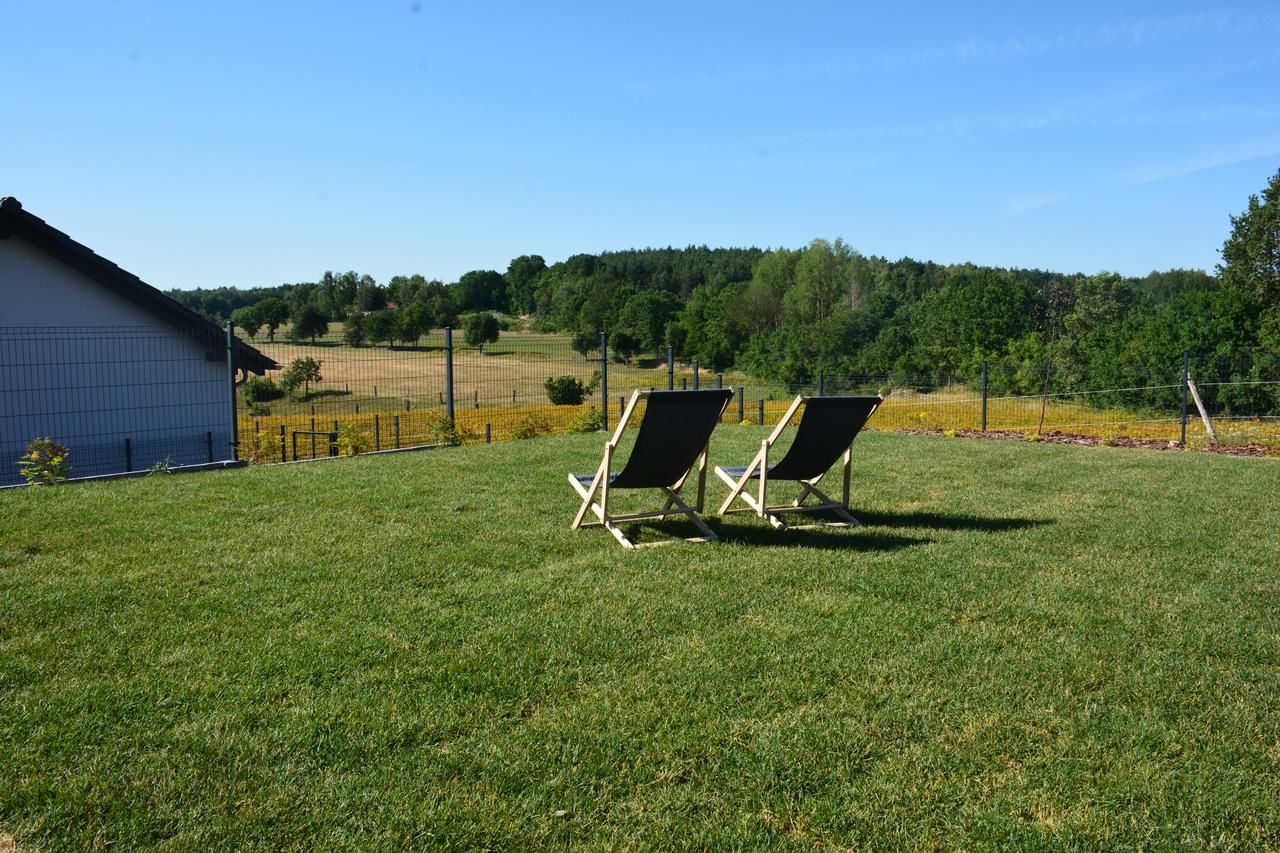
xmin=238 ymin=384 xmax=1278 ymax=463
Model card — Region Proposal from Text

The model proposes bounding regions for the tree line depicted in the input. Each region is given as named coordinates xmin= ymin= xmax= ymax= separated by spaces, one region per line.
xmin=169 ymin=169 xmax=1280 ymax=414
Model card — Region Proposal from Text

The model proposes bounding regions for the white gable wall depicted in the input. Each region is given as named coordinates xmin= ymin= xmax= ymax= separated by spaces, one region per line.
xmin=0 ymin=236 xmax=233 ymax=485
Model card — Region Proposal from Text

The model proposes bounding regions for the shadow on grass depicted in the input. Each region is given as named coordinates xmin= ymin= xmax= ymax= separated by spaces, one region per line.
xmin=633 ymin=518 xmax=930 ymax=551
xmin=851 ymin=509 xmax=1053 ymax=532
xmin=301 ymin=389 xmax=352 ymax=402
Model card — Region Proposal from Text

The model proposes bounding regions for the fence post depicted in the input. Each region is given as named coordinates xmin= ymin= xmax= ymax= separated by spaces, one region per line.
xmin=758 ymin=398 xmax=765 ymax=425
xmin=394 ymin=415 xmax=400 ymax=449
xmin=207 ymin=431 xmax=214 ymax=463
xmin=716 ymin=372 xmax=723 ymax=389
xmin=818 ymin=370 xmax=825 ymax=397
xmin=279 ymin=424 xmax=286 ymax=462
xmin=737 ymin=386 xmax=744 ymax=422
xmin=600 ymin=331 xmax=609 ymax=432
xmin=310 ymin=416 xmax=316 ymax=458
xmin=374 ymin=414 xmax=380 ymax=451
xmin=619 ymin=395 xmax=625 ymax=420
xmin=225 ymin=321 xmax=238 ymax=462
xmin=667 ymin=346 xmax=674 ymax=390
xmin=981 ymin=360 xmax=989 ymax=432
xmin=444 ymin=326 xmax=455 ymax=425
xmin=692 ymin=360 xmax=699 ymax=389
xmin=125 ymin=438 xmax=132 ymax=472
xmin=681 ymin=377 xmax=687 ymax=390
xmin=329 ymin=432 xmax=338 ymax=457
xmin=485 ymin=423 xmax=491 ymax=444
xmin=1181 ymin=351 xmax=1190 ymax=445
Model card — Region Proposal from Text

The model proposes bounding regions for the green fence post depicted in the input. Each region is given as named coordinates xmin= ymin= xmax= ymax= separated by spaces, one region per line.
xmin=981 ymin=360 xmax=989 ymax=432
xmin=444 ymin=326 xmax=455 ymax=425
xmin=600 ymin=331 xmax=609 ymax=432
xmin=1181 ymin=351 xmax=1189 ymax=445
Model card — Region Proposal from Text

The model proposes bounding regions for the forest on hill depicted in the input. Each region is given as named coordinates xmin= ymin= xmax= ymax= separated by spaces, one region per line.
xmin=170 ymin=170 xmax=1280 ymax=414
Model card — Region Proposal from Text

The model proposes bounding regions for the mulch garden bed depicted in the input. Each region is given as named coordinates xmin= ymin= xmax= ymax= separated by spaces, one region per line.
xmin=889 ymin=428 xmax=1279 ymax=458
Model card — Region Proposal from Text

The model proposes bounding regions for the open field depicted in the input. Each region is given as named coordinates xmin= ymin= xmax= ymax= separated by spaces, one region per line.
xmin=2 ymin=429 xmax=1278 ymax=847
xmin=240 ymin=330 xmax=1280 ymax=461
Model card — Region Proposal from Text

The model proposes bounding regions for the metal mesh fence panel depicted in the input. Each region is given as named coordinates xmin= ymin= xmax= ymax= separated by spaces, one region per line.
xmin=1 ymin=326 xmax=232 ymax=485
xmin=6 ymin=324 xmax=1278 ymax=487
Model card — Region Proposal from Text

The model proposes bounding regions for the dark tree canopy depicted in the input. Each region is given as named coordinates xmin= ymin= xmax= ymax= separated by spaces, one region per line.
xmin=291 ymin=306 xmax=329 ymax=343
xmin=464 ymin=312 xmax=501 ymax=352
xmin=453 ymin=270 xmax=508 ymax=313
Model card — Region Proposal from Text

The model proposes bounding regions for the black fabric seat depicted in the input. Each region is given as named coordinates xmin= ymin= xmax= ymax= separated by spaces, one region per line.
xmin=715 ymin=394 xmax=882 ymax=529
xmin=569 ymin=389 xmax=733 ymax=548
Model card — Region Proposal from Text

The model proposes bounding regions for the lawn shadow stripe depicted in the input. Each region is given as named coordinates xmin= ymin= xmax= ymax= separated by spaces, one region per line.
xmin=708 ymin=521 xmax=929 ymax=551
xmin=852 ymin=510 xmax=1053 ymax=533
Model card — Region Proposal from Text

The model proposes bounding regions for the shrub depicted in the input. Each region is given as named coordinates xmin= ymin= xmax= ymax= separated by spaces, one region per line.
xmin=243 ymin=375 xmax=284 ymax=403
xmin=246 ymin=401 xmax=271 ymax=417
xmin=148 ymin=456 xmax=176 ymax=476
xmin=545 ymin=375 xmax=586 ymax=405
xmin=18 ymin=437 xmax=72 ymax=485
xmin=423 ymin=413 xmax=478 ymax=447
xmin=336 ymin=424 xmax=374 ymax=457
xmin=279 ymin=357 xmax=323 ymax=400
xmin=568 ymin=407 xmax=603 ymax=433
xmin=242 ymin=432 xmax=283 ymax=465
xmin=512 ymin=414 xmax=551 ymax=440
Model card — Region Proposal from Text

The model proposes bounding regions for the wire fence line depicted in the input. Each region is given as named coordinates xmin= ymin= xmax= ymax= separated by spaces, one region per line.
xmin=3 ymin=324 xmax=1278 ymax=485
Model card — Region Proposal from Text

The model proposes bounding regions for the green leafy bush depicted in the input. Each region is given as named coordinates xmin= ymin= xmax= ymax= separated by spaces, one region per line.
xmin=423 ymin=413 xmax=478 ymax=447
xmin=512 ymin=414 xmax=551 ymax=440
xmin=242 ymin=432 xmax=282 ymax=465
xmin=243 ymin=375 xmax=284 ymax=403
xmin=545 ymin=376 xmax=586 ymax=405
xmin=18 ymin=437 xmax=71 ymax=485
xmin=336 ymin=424 xmax=374 ymax=457
xmin=568 ymin=407 xmax=603 ymax=433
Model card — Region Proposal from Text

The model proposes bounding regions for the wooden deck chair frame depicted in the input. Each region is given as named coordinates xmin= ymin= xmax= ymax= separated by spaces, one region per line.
xmin=569 ymin=388 xmax=733 ymax=549
xmin=715 ymin=394 xmax=882 ymax=530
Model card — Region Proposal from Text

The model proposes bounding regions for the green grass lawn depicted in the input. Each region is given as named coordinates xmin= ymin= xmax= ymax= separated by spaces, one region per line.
xmin=2 ymin=429 xmax=1278 ymax=848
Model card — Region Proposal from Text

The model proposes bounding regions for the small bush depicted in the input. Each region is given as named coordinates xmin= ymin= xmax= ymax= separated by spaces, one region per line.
xmin=242 ymin=432 xmax=283 ymax=465
xmin=512 ymin=414 xmax=551 ymax=440
xmin=148 ymin=456 xmax=176 ymax=476
xmin=545 ymin=376 xmax=586 ymax=405
xmin=568 ymin=407 xmax=603 ymax=433
xmin=18 ymin=437 xmax=72 ymax=485
xmin=243 ymin=376 xmax=284 ymax=403
xmin=423 ymin=413 xmax=479 ymax=447
xmin=336 ymin=424 xmax=374 ymax=457
xmin=247 ymin=401 xmax=271 ymax=417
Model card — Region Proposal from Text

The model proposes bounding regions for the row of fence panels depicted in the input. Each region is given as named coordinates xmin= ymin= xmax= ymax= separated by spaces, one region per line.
xmin=3 ymin=325 xmax=1277 ymax=481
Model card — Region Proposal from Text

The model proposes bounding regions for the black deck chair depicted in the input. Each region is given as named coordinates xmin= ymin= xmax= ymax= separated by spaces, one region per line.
xmin=715 ymin=395 xmax=882 ymax=529
xmin=569 ymin=388 xmax=733 ymax=549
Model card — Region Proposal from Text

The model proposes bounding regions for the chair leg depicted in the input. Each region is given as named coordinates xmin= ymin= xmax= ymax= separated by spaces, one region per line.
xmin=570 ymin=462 xmax=606 ymax=530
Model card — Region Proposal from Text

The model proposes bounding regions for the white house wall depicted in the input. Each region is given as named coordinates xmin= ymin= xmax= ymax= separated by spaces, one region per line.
xmin=0 ymin=236 xmax=232 ymax=485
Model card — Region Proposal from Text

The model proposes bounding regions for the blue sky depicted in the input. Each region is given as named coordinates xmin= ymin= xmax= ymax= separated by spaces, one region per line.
xmin=4 ymin=1 xmax=1279 ymax=289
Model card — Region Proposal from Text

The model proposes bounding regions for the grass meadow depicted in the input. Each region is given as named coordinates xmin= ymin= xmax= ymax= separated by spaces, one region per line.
xmin=2 ymin=427 xmax=1278 ymax=848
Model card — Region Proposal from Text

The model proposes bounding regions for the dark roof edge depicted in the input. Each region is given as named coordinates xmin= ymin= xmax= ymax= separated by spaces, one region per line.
xmin=0 ymin=197 xmax=278 ymax=374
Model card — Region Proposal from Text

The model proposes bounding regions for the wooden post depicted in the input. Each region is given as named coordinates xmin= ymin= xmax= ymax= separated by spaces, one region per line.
xmin=1186 ymin=376 xmax=1218 ymax=443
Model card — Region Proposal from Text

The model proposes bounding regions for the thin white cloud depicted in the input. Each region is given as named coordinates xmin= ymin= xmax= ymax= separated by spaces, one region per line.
xmin=625 ymin=11 xmax=1280 ymax=98
xmin=1130 ymin=139 xmax=1280 ymax=184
